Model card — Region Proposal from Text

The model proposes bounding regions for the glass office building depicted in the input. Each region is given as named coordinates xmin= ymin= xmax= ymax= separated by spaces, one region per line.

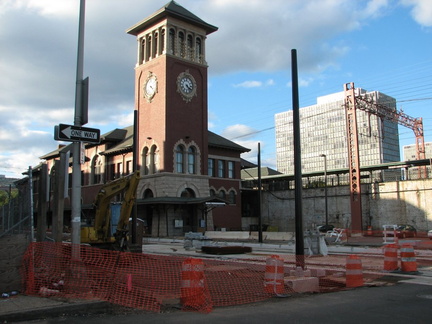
xmin=275 ymin=88 xmax=400 ymax=177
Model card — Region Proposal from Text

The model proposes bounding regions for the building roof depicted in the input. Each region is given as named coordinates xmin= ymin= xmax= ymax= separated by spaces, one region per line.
xmin=100 ymin=125 xmax=134 ymax=156
xmin=241 ymin=167 xmax=282 ymax=180
xmin=40 ymin=125 xmax=248 ymax=162
xmin=208 ymin=131 xmax=250 ymax=153
xmin=126 ymin=1 xmax=218 ymax=36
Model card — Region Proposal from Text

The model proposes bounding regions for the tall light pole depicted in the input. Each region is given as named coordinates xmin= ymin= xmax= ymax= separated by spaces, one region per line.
xmin=71 ymin=0 xmax=86 ymax=259
xmin=320 ymin=154 xmax=328 ymax=226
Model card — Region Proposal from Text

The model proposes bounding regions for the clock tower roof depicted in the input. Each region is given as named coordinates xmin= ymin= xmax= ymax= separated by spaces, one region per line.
xmin=126 ymin=0 xmax=218 ymax=36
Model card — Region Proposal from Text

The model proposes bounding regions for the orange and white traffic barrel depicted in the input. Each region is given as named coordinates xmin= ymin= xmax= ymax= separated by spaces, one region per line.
xmin=400 ymin=244 xmax=417 ymax=272
xmin=180 ymin=258 xmax=210 ymax=311
xmin=264 ymin=255 xmax=284 ymax=294
xmin=383 ymin=244 xmax=399 ymax=271
xmin=367 ymin=226 xmax=373 ymax=236
xmin=346 ymin=255 xmax=363 ymax=288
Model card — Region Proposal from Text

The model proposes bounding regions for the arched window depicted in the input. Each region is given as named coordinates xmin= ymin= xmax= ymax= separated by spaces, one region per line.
xmin=142 ymin=147 xmax=149 ymax=175
xmin=181 ymin=188 xmax=195 ymax=198
xmin=209 ymin=189 xmax=216 ymax=197
xmin=150 ymin=145 xmax=157 ymax=174
xmin=160 ymin=28 xmax=165 ymax=55
xmin=91 ymin=155 xmax=102 ymax=184
xmin=169 ymin=28 xmax=175 ymax=54
xmin=140 ymin=38 xmax=146 ymax=64
xmin=218 ymin=190 xmax=226 ymax=200
xmin=147 ymin=35 xmax=152 ymax=60
xmin=143 ymin=188 xmax=154 ymax=199
xmin=187 ymin=146 xmax=196 ymax=174
xmin=153 ymin=32 xmax=158 ymax=58
xmin=176 ymin=145 xmax=185 ymax=173
xmin=187 ymin=34 xmax=193 ymax=60
xmin=178 ymin=31 xmax=185 ymax=58
xmin=196 ymin=37 xmax=202 ymax=63
xmin=228 ymin=191 xmax=236 ymax=204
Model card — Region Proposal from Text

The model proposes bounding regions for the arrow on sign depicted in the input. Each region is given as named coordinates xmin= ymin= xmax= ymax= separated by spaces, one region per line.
xmin=54 ymin=124 xmax=100 ymax=143
xmin=61 ymin=126 xmax=98 ymax=140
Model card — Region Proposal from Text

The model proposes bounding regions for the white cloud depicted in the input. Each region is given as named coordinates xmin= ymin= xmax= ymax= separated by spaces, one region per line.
xmin=401 ymin=0 xmax=432 ymax=26
xmin=221 ymin=124 xmax=258 ymax=141
xmin=266 ymin=79 xmax=275 ymax=86
xmin=233 ymin=81 xmax=262 ymax=88
xmin=233 ymin=79 xmax=275 ymax=88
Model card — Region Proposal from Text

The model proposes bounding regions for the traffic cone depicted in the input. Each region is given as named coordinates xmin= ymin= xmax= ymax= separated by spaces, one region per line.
xmin=400 ymin=244 xmax=417 ymax=273
xmin=264 ymin=255 xmax=284 ymax=294
xmin=383 ymin=244 xmax=399 ymax=271
xmin=180 ymin=258 xmax=212 ymax=312
xmin=346 ymin=255 xmax=363 ymax=288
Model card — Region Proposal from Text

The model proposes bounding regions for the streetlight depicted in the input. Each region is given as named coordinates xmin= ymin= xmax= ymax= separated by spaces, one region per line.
xmin=319 ymin=154 xmax=328 ymax=226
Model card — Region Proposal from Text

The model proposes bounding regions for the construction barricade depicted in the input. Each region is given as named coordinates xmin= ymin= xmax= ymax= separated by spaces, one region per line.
xmin=22 ymin=242 xmax=405 ymax=313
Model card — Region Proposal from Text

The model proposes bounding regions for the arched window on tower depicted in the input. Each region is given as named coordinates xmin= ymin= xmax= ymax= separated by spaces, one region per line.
xmin=160 ymin=28 xmax=165 ymax=55
xmin=196 ymin=37 xmax=202 ymax=63
xmin=178 ymin=31 xmax=185 ymax=58
xmin=187 ymin=146 xmax=196 ymax=174
xmin=147 ymin=35 xmax=152 ymax=60
xmin=140 ymin=38 xmax=146 ymax=64
xmin=153 ymin=32 xmax=158 ymax=58
xmin=187 ymin=34 xmax=193 ymax=60
xmin=176 ymin=145 xmax=185 ymax=173
xmin=150 ymin=145 xmax=157 ymax=174
xmin=169 ymin=28 xmax=175 ymax=54
xmin=142 ymin=147 xmax=149 ymax=175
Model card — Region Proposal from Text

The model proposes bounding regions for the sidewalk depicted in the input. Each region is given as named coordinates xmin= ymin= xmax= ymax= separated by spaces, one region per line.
xmin=0 ymin=294 xmax=110 ymax=322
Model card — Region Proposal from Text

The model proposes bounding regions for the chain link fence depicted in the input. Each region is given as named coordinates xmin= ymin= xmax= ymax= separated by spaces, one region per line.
xmin=0 ymin=177 xmax=32 ymax=239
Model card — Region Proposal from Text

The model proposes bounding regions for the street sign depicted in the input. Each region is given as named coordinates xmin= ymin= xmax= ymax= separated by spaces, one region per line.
xmin=54 ymin=124 xmax=100 ymax=143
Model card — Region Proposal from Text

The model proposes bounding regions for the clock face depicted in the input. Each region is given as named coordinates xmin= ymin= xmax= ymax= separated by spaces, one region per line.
xmin=180 ymin=77 xmax=193 ymax=94
xmin=144 ymin=74 xmax=157 ymax=101
xmin=177 ymin=70 xmax=197 ymax=102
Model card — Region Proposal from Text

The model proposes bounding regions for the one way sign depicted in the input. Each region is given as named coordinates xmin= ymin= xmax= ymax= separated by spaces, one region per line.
xmin=54 ymin=124 xmax=100 ymax=143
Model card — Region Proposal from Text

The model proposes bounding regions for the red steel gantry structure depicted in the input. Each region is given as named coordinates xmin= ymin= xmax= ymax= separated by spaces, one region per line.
xmin=344 ymin=82 xmax=425 ymax=233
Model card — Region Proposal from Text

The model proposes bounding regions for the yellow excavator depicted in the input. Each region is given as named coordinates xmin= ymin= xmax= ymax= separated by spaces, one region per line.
xmin=81 ymin=171 xmax=140 ymax=251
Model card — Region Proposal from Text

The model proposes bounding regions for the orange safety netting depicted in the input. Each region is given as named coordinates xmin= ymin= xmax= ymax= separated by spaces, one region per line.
xmin=22 ymin=242 xmax=390 ymax=313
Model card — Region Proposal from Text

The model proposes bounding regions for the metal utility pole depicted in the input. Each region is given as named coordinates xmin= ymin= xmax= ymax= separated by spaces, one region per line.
xmin=258 ymin=143 xmax=263 ymax=243
xmin=292 ymin=49 xmax=304 ymax=267
xmin=71 ymin=0 xmax=87 ymax=257
xmin=344 ymin=83 xmax=362 ymax=233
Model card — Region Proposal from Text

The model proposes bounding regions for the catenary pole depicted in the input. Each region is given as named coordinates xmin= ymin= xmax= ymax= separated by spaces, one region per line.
xmin=71 ymin=0 xmax=86 ymax=259
xmin=292 ymin=49 xmax=304 ymax=267
xmin=258 ymin=143 xmax=263 ymax=243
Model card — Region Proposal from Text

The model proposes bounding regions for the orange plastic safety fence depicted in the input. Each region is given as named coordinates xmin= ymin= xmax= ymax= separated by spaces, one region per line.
xmin=22 ymin=242 xmax=391 ymax=313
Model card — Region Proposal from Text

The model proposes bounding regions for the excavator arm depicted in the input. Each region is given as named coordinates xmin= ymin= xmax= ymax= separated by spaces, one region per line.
xmin=81 ymin=171 xmax=140 ymax=250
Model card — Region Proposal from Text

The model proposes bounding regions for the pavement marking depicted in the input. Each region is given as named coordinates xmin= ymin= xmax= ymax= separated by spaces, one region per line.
xmin=400 ymin=277 xmax=432 ymax=286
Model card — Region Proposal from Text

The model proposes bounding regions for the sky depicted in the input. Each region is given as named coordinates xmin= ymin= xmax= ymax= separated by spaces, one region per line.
xmin=1 ymin=0 xmax=432 ymax=178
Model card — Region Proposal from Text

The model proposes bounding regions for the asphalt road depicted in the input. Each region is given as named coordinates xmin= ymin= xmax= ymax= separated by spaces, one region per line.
xmin=17 ymin=280 xmax=432 ymax=324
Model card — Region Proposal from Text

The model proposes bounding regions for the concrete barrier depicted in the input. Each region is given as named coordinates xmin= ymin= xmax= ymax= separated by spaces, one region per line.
xmin=204 ymin=231 xmax=295 ymax=241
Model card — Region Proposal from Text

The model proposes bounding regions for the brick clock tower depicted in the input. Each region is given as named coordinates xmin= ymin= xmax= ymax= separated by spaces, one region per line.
xmin=126 ymin=1 xmax=219 ymax=235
